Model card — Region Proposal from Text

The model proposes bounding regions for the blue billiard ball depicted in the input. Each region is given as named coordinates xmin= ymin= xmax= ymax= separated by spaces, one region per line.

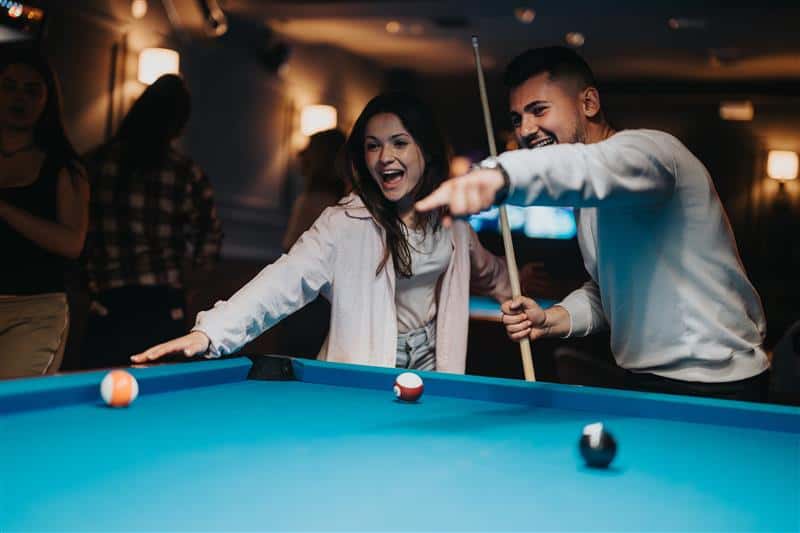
xmin=579 ymin=422 xmax=617 ymax=468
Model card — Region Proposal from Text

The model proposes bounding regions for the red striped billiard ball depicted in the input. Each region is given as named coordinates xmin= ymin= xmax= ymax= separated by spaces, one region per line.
xmin=394 ymin=372 xmax=423 ymax=402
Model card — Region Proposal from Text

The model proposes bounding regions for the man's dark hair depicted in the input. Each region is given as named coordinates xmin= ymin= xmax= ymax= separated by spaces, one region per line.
xmin=503 ymin=46 xmax=596 ymax=91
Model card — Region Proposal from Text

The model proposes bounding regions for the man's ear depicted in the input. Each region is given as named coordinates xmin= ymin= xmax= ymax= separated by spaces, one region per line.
xmin=581 ymin=86 xmax=601 ymax=119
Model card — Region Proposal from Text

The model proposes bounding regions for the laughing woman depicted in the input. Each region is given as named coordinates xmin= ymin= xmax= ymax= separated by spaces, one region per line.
xmin=133 ymin=92 xmax=511 ymax=373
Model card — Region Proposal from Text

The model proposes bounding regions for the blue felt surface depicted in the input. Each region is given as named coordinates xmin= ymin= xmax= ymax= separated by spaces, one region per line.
xmin=1 ymin=357 xmax=798 ymax=531
xmin=469 ymin=295 xmax=556 ymax=321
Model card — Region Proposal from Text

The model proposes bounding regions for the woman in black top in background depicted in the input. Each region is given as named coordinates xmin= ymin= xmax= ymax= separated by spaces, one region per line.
xmin=0 ymin=48 xmax=89 ymax=379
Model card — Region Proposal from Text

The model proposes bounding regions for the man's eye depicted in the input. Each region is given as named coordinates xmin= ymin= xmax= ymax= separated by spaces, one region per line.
xmin=533 ymin=107 xmax=547 ymax=117
xmin=510 ymin=115 xmax=521 ymax=128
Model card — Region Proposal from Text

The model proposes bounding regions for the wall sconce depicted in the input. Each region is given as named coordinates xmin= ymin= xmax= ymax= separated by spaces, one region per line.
xmin=300 ymin=105 xmax=337 ymax=136
xmin=130 ymin=0 xmax=147 ymax=19
xmin=719 ymin=100 xmax=754 ymax=121
xmin=767 ymin=150 xmax=799 ymax=182
xmin=137 ymin=47 xmax=180 ymax=85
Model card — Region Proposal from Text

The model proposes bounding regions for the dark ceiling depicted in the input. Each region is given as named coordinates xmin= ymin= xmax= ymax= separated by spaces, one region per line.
xmin=227 ymin=0 xmax=800 ymax=80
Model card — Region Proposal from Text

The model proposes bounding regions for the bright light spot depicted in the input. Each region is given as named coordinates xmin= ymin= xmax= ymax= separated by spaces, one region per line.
xmin=386 ymin=21 xmax=402 ymax=34
xmin=514 ymin=8 xmax=536 ymax=24
xmin=300 ymin=105 xmax=337 ymax=136
xmin=137 ymin=48 xmax=180 ymax=85
xmin=767 ymin=151 xmax=799 ymax=181
xmin=565 ymin=32 xmax=585 ymax=47
xmin=131 ymin=0 xmax=148 ymax=19
xmin=719 ymin=101 xmax=754 ymax=122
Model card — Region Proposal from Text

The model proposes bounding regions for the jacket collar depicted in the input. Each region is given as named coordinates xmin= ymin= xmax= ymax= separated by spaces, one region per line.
xmin=341 ymin=193 xmax=460 ymax=249
xmin=340 ymin=193 xmax=373 ymax=220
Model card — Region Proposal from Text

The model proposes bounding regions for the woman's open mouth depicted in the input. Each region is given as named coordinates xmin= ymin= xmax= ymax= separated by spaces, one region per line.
xmin=380 ymin=169 xmax=404 ymax=188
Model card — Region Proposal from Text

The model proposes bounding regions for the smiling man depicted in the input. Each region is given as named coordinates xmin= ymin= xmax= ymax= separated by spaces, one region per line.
xmin=416 ymin=46 xmax=770 ymax=401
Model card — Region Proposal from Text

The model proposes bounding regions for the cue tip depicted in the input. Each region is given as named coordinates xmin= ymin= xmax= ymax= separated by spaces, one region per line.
xmin=471 ymin=35 xmax=479 ymax=47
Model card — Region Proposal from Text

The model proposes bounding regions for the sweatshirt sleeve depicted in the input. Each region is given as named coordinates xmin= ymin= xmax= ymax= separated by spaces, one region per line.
xmin=558 ymin=279 xmax=609 ymax=337
xmin=497 ymin=131 xmax=677 ymax=208
xmin=192 ymin=208 xmax=337 ymax=356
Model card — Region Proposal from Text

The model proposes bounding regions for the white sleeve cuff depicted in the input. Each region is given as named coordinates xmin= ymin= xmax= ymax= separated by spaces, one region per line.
xmin=191 ymin=309 xmax=225 ymax=358
xmin=557 ymin=294 xmax=593 ymax=338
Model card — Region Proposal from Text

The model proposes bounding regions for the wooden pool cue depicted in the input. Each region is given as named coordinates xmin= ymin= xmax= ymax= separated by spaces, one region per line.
xmin=471 ymin=35 xmax=536 ymax=382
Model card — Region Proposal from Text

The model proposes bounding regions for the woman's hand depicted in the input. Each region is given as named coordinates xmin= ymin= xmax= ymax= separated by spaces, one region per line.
xmin=130 ymin=331 xmax=211 ymax=363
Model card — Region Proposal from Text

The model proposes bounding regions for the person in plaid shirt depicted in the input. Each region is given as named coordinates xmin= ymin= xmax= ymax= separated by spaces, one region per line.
xmin=82 ymin=74 xmax=222 ymax=369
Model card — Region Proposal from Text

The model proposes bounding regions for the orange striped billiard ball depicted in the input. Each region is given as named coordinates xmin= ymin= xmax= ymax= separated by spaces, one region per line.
xmin=100 ymin=370 xmax=139 ymax=407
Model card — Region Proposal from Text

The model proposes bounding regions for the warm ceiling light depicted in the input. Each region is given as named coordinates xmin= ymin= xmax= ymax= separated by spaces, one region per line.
xmin=131 ymin=0 xmax=148 ymax=19
xmin=26 ymin=7 xmax=44 ymax=21
xmin=301 ymin=105 xmax=337 ymax=136
xmin=514 ymin=8 xmax=536 ymax=24
xmin=767 ymin=151 xmax=799 ymax=181
xmin=385 ymin=21 xmax=402 ymax=34
xmin=565 ymin=32 xmax=585 ymax=47
xmin=137 ymin=48 xmax=180 ymax=85
xmin=719 ymin=101 xmax=754 ymax=122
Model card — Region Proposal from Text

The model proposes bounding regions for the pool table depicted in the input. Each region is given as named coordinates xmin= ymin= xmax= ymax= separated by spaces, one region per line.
xmin=1 ymin=356 xmax=798 ymax=531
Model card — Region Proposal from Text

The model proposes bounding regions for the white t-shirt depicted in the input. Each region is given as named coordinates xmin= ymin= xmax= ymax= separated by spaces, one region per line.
xmin=498 ymin=129 xmax=768 ymax=382
xmin=395 ymin=224 xmax=453 ymax=333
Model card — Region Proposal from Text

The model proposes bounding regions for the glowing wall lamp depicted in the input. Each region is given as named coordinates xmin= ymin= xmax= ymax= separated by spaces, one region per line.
xmin=131 ymin=0 xmax=148 ymax=19
xmin=767 ymin=150 xmax=799 ymax=182
xmin=137 ymin=48 xmax=180 ymax=85
xmin=300 ymin=105 xmax=337 ymax=136
xmin=719 ymin=100 xmax=754 ymax=121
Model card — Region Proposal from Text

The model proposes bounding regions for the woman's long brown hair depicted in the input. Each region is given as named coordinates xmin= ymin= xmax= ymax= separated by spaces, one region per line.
xmin=0 ymin=47 xmax=83 ymax=183
xmin=345 ymin=92 xmax=450 ymax=278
